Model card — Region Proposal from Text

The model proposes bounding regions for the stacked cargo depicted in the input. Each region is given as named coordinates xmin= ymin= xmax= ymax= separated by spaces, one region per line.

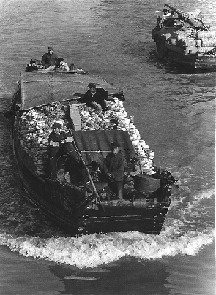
xmin=167 ymin=28 xmax=216 ymax=55
xmin=153 ymin=4 xmax=216 ymax=68
xmin=16 ymin=103 xmax=67 ymax=175
xmin=197 ymin=31 xmax=216 ymax=46
xmin=177 ymin=28 xmax=198 ymax=55
xmin=196 ymin=31 xmax=216 ymax=55
xmin=17 ymin=98 xmax=156 ymax=177
xmin=79 ymin=99 xmax=155 ymax=175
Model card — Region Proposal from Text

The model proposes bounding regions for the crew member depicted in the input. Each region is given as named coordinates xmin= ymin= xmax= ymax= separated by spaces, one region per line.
xmin=47 ymin=122 xmax=66 ymax=179
xmin=103 ymin=142 xmax=125 ymax=200
xmin=41 ymin=46 xmax=58 ymax=69
xmin=79 ymin=83 xmax=108 ymax=111
xmin=162 ymin=8 xmax=172 ymax=18
xmin=63 ymin=142 xmax=87 ymax=183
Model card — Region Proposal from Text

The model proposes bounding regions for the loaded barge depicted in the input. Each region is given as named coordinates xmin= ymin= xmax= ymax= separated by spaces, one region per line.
xmin=9 ymin=69 xmax=175 ymax=235
xmin=152 ymin=4 xmax=216 ymax=70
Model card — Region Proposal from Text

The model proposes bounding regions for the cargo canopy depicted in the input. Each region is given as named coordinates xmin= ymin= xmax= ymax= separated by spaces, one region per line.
xmin=72 ymin=130 xmax=135 ymax=166
xmin=20 ymin=72 xmax=120 ymax=110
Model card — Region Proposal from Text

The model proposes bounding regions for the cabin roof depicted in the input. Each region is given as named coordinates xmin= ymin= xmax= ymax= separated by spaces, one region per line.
xmin=20 ymin=72 xmax=119 ymax=110
xmin=72 ymin=130 xmax=135 ymax=165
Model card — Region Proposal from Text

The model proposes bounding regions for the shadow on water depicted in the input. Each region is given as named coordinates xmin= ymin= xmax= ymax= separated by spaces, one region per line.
xmin=49 ymin=258 xmax=170 ymax=295
xmin=148 ymin=49 xmax=216 ymax=74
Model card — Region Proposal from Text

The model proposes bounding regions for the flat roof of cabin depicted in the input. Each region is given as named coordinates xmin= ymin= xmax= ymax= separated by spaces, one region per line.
xmin=20 ymin=72 xmax=120 ymax=110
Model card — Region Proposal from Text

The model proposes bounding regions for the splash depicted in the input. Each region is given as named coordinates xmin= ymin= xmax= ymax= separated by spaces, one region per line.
xmin=0 ymin=229 xmax=214 ymax=269
xmin=0 ymin=188 xmax=214 ymax=269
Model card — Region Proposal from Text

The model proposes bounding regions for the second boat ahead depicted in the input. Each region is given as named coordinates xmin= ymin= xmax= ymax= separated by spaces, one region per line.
xmin=152 ymin=4 xmax=216 ymax=70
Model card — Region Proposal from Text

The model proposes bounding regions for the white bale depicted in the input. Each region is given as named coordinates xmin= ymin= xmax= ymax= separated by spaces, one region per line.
xmin=201 ymin=39 xmax=216 ymax=47
xmin=197 ymin=31 xmax=216 ymax=39
xmin=197 ymin=46 xmax=214 ymax=53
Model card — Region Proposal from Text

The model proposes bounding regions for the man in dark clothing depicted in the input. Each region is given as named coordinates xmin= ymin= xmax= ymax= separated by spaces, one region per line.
xmin=79 ymin=83 xmax=108 ymax=111
xmin=61 ymin=142 xmax=87 ymax=183
xmin=41 ymin=46 xmax=58 ymax=69
xmin=47 ymin=122 xmax=66 ymax=179
xmin=103 ymin=142 xmax=125 ymax=199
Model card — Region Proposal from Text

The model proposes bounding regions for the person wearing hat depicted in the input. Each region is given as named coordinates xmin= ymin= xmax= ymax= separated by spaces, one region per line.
xmin=47 ymin=122 xmax=66 ymax=179
xmin=162 ymin=8 xmax=174 ymax=24
xmin=103 ymin=142 xmax=125 ymax=200
xmin=78 ymin=83 xmax=108 ymax=112
xmin=41 ymin=46 xmax=58 ymax=69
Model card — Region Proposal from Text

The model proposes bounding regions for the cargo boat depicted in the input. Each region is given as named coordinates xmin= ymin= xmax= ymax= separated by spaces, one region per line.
xmin=152 ymin=4 xmax=216 ymax=70
xmin=9 ymin=69 xmax=176 ymax=235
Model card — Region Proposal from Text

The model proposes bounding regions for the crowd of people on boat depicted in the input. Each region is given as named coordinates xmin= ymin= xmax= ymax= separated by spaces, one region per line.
xmin=41 ymin=50 xmax=127 ymax=199
xmin=24 ymin=46 xmax=155 ymax=201
xmin=27 ymin=47 xmax=124 ymax=112
xmin=47 ymin=120 xmax=125 ymax=200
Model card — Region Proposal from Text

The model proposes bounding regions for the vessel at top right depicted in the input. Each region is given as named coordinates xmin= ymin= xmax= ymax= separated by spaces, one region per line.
xmin=152 ymin=4 xmax=216 ymax=70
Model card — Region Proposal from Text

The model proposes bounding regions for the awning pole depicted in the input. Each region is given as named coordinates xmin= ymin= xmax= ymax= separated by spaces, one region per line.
xmin=69 ymin=130 xmax=105 ymax=212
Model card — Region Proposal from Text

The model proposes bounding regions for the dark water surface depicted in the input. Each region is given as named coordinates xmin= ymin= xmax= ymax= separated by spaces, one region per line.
xmin=0 ymin=0 xmax=215 ymax=294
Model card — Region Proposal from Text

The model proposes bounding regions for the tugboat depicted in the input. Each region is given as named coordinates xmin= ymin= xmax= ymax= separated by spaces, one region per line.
xmin=7 ymin=63 xmax=176 ymax=235
xmin=152 ymin=4 xmax=216 ymax=70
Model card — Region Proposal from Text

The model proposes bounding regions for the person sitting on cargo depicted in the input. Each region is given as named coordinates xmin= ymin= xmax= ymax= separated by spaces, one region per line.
xmin=78 ymin=83 xmax=108 ymax=112
xmin=103 ymin=142 xmax=125 ymax=200
xmin=41 ymin=46 xmax=58 ymax=69
xmin=47 ymin=122 xmax=67 ymax=179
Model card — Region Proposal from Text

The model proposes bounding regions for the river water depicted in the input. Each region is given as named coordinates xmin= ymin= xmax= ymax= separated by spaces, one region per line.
xmin=0 ymin=0 xmax=215 ymax=294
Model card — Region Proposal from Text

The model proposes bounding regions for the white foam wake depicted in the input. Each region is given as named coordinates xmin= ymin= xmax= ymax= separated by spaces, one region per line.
xmin=0 ymin=228 xmax=214 ymax=269
xmin=0 ymin=188 xmax=214 ymax=269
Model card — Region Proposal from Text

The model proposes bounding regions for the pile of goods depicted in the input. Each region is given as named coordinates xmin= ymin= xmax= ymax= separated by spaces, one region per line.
xmin=26 ymin=58 xmax=87 ymax=73
xmin=15 ymin=102 xmax=66 ymax=175
xmin=169 ymin=28 xmax=216 ymax=55
xmin=158 ymin=6 xmax=216 ymax=57
xmin=79 ymin=99 xmax=155 ymax=175
xmin=15 ymin=97 xmax=156 ymax=177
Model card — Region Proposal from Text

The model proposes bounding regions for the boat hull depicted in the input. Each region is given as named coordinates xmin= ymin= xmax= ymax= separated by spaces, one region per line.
xmin=152 ymin=5 xmax=216 ymax=70
xmin=153 ymin=30 xmax=216 ymax=70
xmin=13 ymin=133 xmax=84 ymax=233
xmin=12 ymin=129 xmax=170 ymax=235
xmin=81 ymin=205 xmax=169 ymax=234
xmin=10 ymin=71 xmax=173 ymax=235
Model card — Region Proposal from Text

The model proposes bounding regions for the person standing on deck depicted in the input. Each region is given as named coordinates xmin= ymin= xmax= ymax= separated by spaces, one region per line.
xmin=47 ymin=122 xmax=66 ymax=179
xmin=41 ymin=46 xmax=58 ymax=69
xmin=103 ymin=142 xmax=125 ymax=200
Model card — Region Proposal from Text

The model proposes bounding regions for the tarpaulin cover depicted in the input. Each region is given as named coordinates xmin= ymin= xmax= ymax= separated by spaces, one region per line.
xmin=72 ymin=130 xmax=135 ymax=166
xmin=20 ymin=72 xmax=120 ymax=110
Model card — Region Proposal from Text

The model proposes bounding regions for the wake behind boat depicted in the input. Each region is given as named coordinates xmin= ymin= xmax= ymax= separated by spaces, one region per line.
xmin=8 ymin=67 xmax=176 ymax=235
xmin=152 ymin=4 xmax=216 ymax=70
